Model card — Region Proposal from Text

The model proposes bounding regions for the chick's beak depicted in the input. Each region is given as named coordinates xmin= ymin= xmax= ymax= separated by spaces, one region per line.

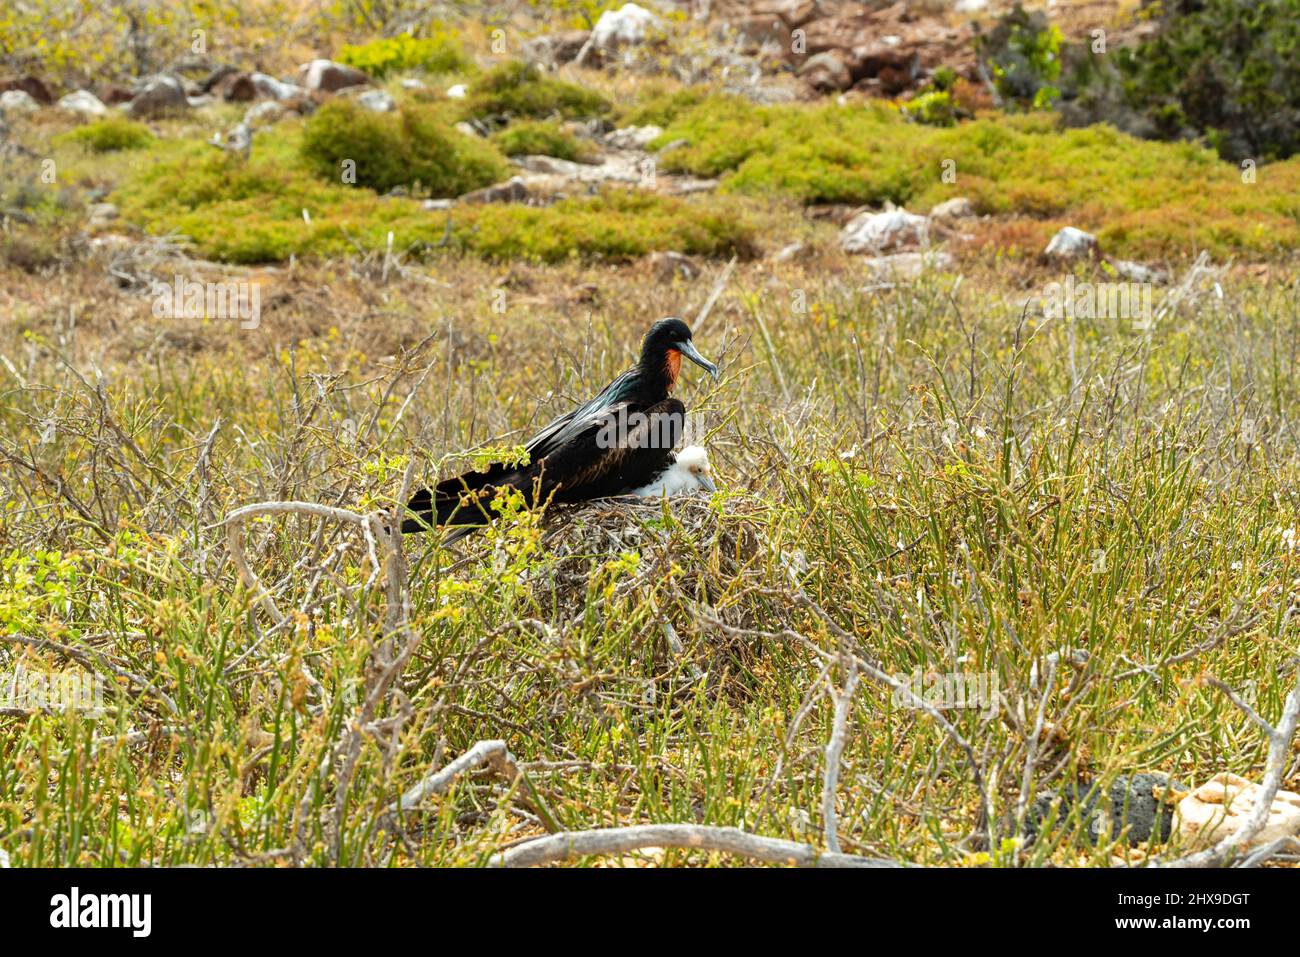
xmin=678 ymin=339 xmax=719 ymax=380
xmin=698 ymin=472 xmax=718 ymax=494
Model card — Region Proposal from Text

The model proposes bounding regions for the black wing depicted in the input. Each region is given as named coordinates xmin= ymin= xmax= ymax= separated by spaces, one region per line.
xmin=522 ymin=367 xmax=641 ymax=463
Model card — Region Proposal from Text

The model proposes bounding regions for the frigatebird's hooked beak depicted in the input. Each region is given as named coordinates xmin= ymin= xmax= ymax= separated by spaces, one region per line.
xmin=697 ymin=471 xmax=718 ymax=494
xmin=678 ymin=339 xmax=719 ymax=380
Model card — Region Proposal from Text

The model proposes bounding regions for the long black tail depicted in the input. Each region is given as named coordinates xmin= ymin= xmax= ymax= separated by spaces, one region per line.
xmin=400 ymin=464 xmax=522 ymax=536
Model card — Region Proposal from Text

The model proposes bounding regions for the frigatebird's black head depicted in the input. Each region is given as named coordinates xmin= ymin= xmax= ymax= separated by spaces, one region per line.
xmin=639 ymin=317 xmax=719 ymax=391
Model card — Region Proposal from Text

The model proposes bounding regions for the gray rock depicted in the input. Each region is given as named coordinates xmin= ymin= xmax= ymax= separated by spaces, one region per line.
xmin=210 ymin=123 xmax=252 ymax=159
xmin=1044 ymin=226 xmax=1099 ymax=260
xmin=422 ymin=198 xmax=456 ymax=211
xmin=356 ymin=89 xmax=396 ymax=112
xmin=243 ymin=100 xmax=286 ymax=128
xmin=771 ymin=241 xmax=808 ymax=263
xmin=798 ymin=52 xmax=852 ymax=93
xmin=127 ymin=75 xmax=188 ymax=118
xmin=1024 ymin=773 xmax=1185 ymax=846
xmin=929 ymin=197 xmax=976 ymax=220
xmin=86 ymin=202 xmax=118 ymax=228
xmin=1110 ymin=259 xmax=1169 ymax=284
xmin=649 ymin=250 xmax=697 ymax=280
xmin=605 ymin=124 xmax=663 ymax=150
xmin=459 ymin=176 xmax=529 ymax=205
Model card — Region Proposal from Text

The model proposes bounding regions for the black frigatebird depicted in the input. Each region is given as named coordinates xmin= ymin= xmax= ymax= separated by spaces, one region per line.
xmin=401 ymin=317 xmax=719 ymax=538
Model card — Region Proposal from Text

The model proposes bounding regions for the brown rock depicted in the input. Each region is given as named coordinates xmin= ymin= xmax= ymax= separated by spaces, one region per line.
xmin=0 ymin=74 xmax=52 ymax=105
xmin=460 ymin=176 xmax=529 ymax=205
xmin=737 ymin=16 xmax=792 ymax=53
xmin=221 ymin=73 xmax=258 ymax=102
xmin=798 ymin=51 xmax=852 ymax=93
xmin=99 ymin=86 xmax=134 ymax=106
xmin=299 ymin=59 xmax=371 ymax=93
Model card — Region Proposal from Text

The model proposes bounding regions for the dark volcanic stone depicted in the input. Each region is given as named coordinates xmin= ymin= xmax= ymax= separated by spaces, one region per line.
xmin=1023 ymin=773 xmax=1185 ymax=846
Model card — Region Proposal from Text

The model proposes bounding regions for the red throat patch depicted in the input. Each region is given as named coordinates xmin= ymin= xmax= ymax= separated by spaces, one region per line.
xmin=665 ymin=348 xmax=682 ymax=389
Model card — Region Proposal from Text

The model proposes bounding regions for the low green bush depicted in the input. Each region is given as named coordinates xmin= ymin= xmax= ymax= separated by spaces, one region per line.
xmin=299 ymin=99 xmax=508 ymax=196
xmin=113 ymin=132 xmax=755 ymax=264
xmin=651 ymin=94 xmax=1300 ymax=257
xmin=54 ymin=116 xmax=154 ymax=152
xmin=457 ymin=188 xmax=757 ymax=262
xmin=492 ymin=119 xmax=594 ymax=161
xmin=466 ymin=60 xmax=610 ymax=122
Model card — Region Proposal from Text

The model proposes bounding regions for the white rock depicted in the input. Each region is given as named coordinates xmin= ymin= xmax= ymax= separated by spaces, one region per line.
xmin=446 ymin=84 xmax=468 ymax=99
xmin=454 ymin=121 xmax=481 ymax=138
xmin=0 ymin=90 xmax=40 ymax=115
xmin=401 ymin=78 xmax=426 ymax=90
xmin=606 ymin=124 xmax=663 ymax=149
xmin=86 ymin=202 xmax=119 ymax=228
xmin=1044 ymin=226 xmax=1099 ymax=259
xmin=591 ymin=3 xmax=663 ymax=49
xmin=840 ymin=207 xmax=930 ymax=254
xmin=357 ymin=89 xmax=396 ymax=112
xmin=244 ymin=100 xmax=286 ymax=128
xmin=251 ymin=73 xmax=305 ymax=101
xmin=1110 ymin=259 xmax=1168 ymax=284
xmin=929 ymin=197 xmax=976 ymax=220
xmin=771 ymin=241 xmax=807 ymax=263
xmin=58 ymin=90 xmax=108 ymax=117
xmin=861 ymin=250 xmax=955 ymax=280
xmin=955 ymin=0 xmax=989 ymax=11
xmin=1174 ymin=773 xmax=1300 ymax=851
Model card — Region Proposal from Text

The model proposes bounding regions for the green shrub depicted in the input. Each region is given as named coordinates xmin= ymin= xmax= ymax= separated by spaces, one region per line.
xmin=651 ymin=94 xmax=1300 ymax=258
xmin=466 ymin=60 xmax=610 ymax=122
xmin=300 ymin=99 xmax=508 ymax=196
xmin=619 ymin=84 xmax=714 ymax=128
xmin=336 ymin=32 xmax=469 ymax=78
xmin=55 ymin=116 xmax=154 ymax=152
xmin=1064 ymin=0 xmax=1300 ymax=161
xmin=456 ymin=188 xmax=757 ymax=262
xmin=902 ymin=90 xmax=960 ymax=127
xmin=976 ymin=3 xmax=1063 ymax=110
xmin=113 ymin=133 xmax=755 ymax=264
xmin=492 ymin=119 xmax=594 ymax=161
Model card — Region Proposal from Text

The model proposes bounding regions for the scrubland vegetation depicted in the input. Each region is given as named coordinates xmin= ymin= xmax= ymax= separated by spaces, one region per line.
xmin=1 ymin=0 xmax=1298 ymax=868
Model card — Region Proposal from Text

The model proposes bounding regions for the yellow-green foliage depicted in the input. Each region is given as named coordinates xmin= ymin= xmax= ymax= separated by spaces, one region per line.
xmin=0 ymin=0 xmax=241 ymax=80
xmin=336 ymin=31 xmax=469 ymax=78
xmin=462 ymin=188 xmax=756 ymax=262
xmin=300 ymin=99 xmax=509 ymax=196
xmin=467 ymin=60 xmax=610 ymax=121
xmin=652 ymin=95 xmax=1300 ymax=258
xmin=54 ymin=115 xmax=154 ymax=152
xmin=492 ymin=119 xmax=594 ymax=161
xmin=113 ymin=131 xmax=755 ymax=263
